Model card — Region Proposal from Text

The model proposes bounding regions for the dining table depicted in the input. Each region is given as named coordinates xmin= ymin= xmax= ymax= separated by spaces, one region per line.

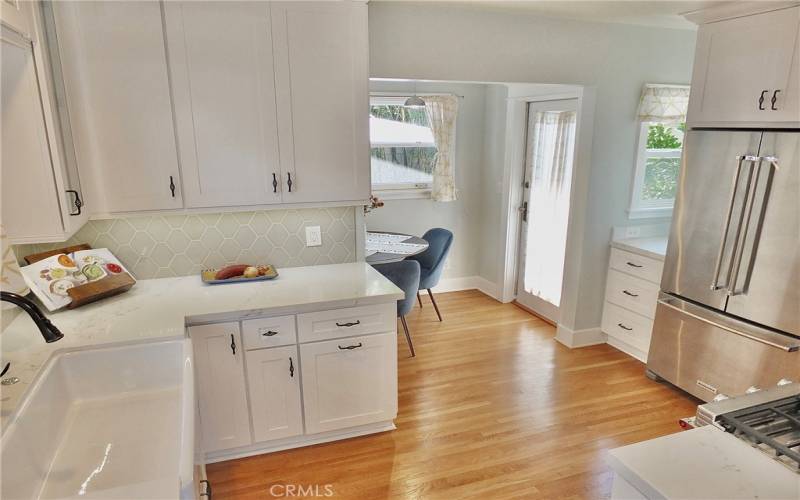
xmin=365 ymin=231 xmax=429 ymax=265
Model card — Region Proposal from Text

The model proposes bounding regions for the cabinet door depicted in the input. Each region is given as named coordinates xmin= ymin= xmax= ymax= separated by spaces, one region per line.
xmin=52 ymin=1 xmax=183 ymax=212
xmin=300 ymin=332 xmax=397 ymax=434
xmin=1 ymin=29 xmax=65 ymax=241
xmin=773 ymin=10 xmax=800 ymax=124
xmin=164 ymin=1 xmax=282 ymax=208
xmin=688 ymin=7 xmax=800 ymax=126
xmin=246 ymin=345 xmax=303 ymax=442
xmin=272 ymin=1 xmax=370 ymax=203
xmin=189 ymin=322 xmax=252 ymax=452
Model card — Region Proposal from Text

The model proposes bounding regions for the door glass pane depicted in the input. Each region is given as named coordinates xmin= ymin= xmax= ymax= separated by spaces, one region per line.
xmin=522 ymin=108 xmax=577 ymax=307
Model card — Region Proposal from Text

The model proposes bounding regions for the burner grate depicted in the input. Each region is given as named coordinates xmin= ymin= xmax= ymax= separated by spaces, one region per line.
xmin=718 ymin=395 xmax=800 ymax=471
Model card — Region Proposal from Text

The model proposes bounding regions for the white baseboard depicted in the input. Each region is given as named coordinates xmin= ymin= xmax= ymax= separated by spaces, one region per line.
xmin=432 ymin=275 xmax=500 ymax=300
xmin=555 ymin=324 xmax=606 ymax=348
xmin=607 ymin=336 xmax=648 ymax=363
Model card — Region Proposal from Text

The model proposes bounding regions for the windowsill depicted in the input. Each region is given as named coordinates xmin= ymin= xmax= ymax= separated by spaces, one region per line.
xmin=628 ymin=206 xmax=674 ymax=220
xmin=372 ymin=188 xmax=432 ymax=200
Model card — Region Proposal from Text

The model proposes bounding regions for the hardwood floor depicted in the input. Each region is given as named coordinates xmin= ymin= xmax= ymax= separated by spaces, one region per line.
xmin=207 ymin=290 xmax=698 ymax=499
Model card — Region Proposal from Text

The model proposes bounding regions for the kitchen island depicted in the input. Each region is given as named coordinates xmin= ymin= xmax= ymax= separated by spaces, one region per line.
xmin=1 ymin=262 xmax=403 ymax=498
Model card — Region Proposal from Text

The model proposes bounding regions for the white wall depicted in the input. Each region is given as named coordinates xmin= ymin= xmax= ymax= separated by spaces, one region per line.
xmin=368 ymin=2 xmax=696 ymax=330
xmin=365 ymin=80 xmax=498 ymax=288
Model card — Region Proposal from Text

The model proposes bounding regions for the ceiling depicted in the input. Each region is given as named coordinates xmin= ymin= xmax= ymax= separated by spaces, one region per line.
xmin=372 ymin=1 xmax=729 ymax=30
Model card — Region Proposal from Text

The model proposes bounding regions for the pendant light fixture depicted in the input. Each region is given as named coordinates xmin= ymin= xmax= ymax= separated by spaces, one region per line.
xmin=404 ymin=80 xmax=426 ymax=108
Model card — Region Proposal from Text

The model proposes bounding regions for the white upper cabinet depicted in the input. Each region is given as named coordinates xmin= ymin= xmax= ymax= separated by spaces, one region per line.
xmin=688 ymin=6 xmax=800 ymax=127
xmin=164 ymin=1 xmax=282 ymax=208
xmin=1 ymin=27 xmax=64 ymax=241
xmin=52 ymin=0 xmax=183 ymax=213
xmin=271 ymin=1 xmax=370 ymax=203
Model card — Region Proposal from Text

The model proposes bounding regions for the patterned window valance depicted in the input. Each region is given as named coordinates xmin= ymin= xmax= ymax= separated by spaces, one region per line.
xmin=637 ymin=84 xmax=690 ymax=123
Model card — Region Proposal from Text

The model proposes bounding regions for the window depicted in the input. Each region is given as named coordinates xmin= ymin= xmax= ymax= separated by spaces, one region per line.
xmin=369 ymin=96 xmax=436 ymax=198
xmin=629 ymin=121 xmax=685 ymax=218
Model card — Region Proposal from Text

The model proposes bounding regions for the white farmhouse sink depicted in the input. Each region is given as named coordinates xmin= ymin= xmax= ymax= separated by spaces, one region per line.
xmin=1 ymin=339 xmax=194 ymax=499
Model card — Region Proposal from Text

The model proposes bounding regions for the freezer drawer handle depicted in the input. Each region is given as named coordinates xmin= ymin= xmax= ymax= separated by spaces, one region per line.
xmin=658 ymin=296 xmax=800 ymax=352
xmin=711 ymin=155 xmax=758 ymax=292
xmin=622 ymin=290 xmax=639 ymax=297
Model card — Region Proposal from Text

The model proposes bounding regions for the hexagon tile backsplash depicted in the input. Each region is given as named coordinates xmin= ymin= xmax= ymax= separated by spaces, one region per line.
xmin=14 ymin=207 xmax=357 ymax=279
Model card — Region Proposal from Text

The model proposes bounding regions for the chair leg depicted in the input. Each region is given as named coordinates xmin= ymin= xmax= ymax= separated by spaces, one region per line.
xmin=417 ymin=291 xmax=423 ymax=308
xmin=427 ymin=289 xmax=442 ymax=322
xmin=400 ymin=316 xmax=415 ymax=357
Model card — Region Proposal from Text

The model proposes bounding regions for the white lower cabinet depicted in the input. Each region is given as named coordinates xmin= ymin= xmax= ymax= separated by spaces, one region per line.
xmin=300 ymin=332 xmax=398 ymax=434
xmin=190 ymin=305 xmax=398 ymax=459
xmin=189 ymin=322 xmax=252 ymax=453
xmin=246 ymin=345 xmax=303 ymax=442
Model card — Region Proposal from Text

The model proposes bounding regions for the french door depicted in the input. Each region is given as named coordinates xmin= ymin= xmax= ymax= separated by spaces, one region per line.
xmin=515 ymin=99 xmax=578 ymax=322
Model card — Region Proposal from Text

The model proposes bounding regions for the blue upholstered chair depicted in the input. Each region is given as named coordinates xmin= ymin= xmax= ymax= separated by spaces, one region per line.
xmin=373 ymin=260 xmax=420 ymax=357
xmin=408 ymin=228 xmax=453 ymax=322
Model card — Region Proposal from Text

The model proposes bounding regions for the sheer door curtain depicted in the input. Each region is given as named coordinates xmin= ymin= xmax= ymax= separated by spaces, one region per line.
xmin=523 ymin=109 xmax=576 ymax=305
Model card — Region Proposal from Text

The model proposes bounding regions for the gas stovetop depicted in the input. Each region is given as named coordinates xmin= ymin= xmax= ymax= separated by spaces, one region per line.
xmin=696 ymin=382 xmax=800 ymax=473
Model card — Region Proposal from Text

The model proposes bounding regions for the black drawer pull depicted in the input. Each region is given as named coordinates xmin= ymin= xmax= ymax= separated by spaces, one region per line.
xmin=66 ymin=190 xmax=83 ymax=216
xmin=338 ymin=343 xmax=363 ymax=350
xmin=272 ymin=173 xmax=278 ymax=193
xmin=169 ymin=175 xmax=176 ymax=197
xmin=261 ymin=330 xmax=278 ymax=337
xmin=626 ymin=261 xmax=643 ymax=268
xmin=336 ymin=320 xmax=361 ymax=328
xmin=617 ymin=323 xmax=633 ymax=331
xmin=289 ymin=356 xmax=294 ymax=377
xmin=622 ymin=290 xmax=639 ymax=297
xmin=230 ymin=334 xmax=236 ymax=355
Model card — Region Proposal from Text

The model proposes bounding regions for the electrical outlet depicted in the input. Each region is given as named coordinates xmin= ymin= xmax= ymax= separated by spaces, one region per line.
xmin=305 ymin=226 xmax=322 ymax=247
xmin=625 ymin=226 xmax=642 ymax=238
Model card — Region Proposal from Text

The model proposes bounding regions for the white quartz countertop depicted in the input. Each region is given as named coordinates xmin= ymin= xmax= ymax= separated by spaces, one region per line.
xmin=0 ymin=262 xmax=403 ymax=430
xmin=607 ymin=425 xmax=800 ymax=499
xmin=611 ymin=236 xmax=668 ymax=261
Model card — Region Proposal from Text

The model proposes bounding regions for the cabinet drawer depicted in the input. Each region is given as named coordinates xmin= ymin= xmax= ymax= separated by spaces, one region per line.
xmin=242 ymin=315 xmax=296 ymax=350
xmin=602 ymin=302 xmax=653 ymax=354
xmin=605 ymin=270 xmax=659 ymax=319
xmin=297 ymin=303 xmax=396 ymax=343
xmin=609 ymin=248 xmax=664 ymax=284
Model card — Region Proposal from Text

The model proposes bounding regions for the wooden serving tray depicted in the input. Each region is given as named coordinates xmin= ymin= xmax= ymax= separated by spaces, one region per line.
xmin=24 ymin=244 xmax=136 ymax=309
xmin=201 ymin=265 xmax=278 ymax=285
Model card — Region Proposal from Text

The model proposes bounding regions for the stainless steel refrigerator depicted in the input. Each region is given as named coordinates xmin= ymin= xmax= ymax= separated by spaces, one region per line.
xmin=647 ymin=130 xmax=800 ymax=401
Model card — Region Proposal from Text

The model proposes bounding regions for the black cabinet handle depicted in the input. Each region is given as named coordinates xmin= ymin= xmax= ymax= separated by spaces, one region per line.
xmin=758 ymin=90 xmax=768 ymax=110
xmin=622 ymin=290 xmax=639 ymax=297
xmin=335 ymin=320 xmax=361 ymax=327
xmin=0 ymin=362 xmax=9 ymax=377
xmin=289 ymin=356 xmax=294 ymax=378
xmin=272 ymin=173 xmax=278 ymax=193
xmin=617 ymin=323 xmax=633 ymax=331
xmin=261 ymin=330 xmax=278 ymax=337
xmin=169 ymin=176 xmax=176 ymax=197
xmin=338 ymin=342 xmax=363 ymax=350
xmin=287 ymin=172 xmax=293 ymax=192
xmin=230 ymin=334 xmax=236 ymax=355
xmin=66 ymin=190 xmax=83 ymax=216
xmin=771 ymin=90 xmax=781 ymax=110
xmin=199 ymin=480 xmax=212 ymax=499
xmin=626 ymin=261 xmax=643 ymax=268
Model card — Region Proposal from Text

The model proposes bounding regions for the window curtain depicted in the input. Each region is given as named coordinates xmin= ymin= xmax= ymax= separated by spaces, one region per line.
xmin=523 ymin=110 xmax=576 ymax=306
xmin=637 ymin=84 xmax=690 ymax=123
xmin=423 ymin=95 xmax=459 ymax=202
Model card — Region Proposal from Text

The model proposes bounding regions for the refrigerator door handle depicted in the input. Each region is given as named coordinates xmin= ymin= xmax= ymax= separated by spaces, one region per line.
xmin=711 ymin=155 xmax=758 ymax=291
xmin=658 ymin=295 xmax=800 ymax=352
xmin=728 ymin=156 xmax=779 ymax=296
